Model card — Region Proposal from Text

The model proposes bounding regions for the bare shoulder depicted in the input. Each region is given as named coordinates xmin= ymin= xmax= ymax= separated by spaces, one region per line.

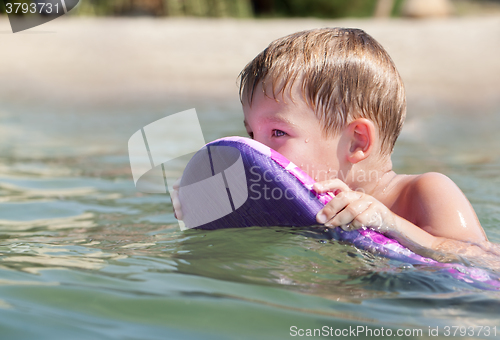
xmin=402 ymin=172 xmax=487 ymax=242
xmin=406 ymin=172 xmax=467 ymax=213
xmin=387 ymin=173 xmax=454 ymax=210
xmin=409 ymin=172 xmax=459 ymax=197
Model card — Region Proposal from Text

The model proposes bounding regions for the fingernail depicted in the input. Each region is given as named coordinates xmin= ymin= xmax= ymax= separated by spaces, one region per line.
xmin=317 ymin=212 xmax=328 ymax=224
xmin=341 ymin=224 xmax=350 ymax=231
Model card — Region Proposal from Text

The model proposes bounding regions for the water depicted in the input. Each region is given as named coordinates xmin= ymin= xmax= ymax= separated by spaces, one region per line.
xmin=0 ymin=99 xmax=499 ymax=339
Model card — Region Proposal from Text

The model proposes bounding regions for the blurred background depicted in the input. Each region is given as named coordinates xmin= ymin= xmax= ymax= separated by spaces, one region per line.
xmin=1 ymin=0 xmax=499 ymax=161
xmin=1 ymin=0 xmax=500 ymax=109
xmin=1 ymin=1 xmax=500 ymax=339
xmin=3 ymin=0 xmax=500 ymax=19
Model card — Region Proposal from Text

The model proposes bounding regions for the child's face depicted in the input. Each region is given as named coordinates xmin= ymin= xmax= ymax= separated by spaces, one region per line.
xmin=242 ymin=84 xmax=342 ymax=182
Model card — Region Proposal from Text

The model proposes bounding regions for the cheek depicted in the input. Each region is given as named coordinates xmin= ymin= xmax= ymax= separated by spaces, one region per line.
xmin=299 ymin=146 xmax=340 ymax=182
xmin=278 ymin=144 xmax=336 ymax=181
xmin=274 ymin=141 xmax=309 ymax=164
xmin=273 ymin=137 xmax=340 ymax=181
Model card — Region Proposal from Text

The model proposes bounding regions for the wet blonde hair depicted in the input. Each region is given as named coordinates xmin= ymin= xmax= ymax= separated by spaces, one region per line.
xmin=238 ymin=28 xmax=406 ymax=154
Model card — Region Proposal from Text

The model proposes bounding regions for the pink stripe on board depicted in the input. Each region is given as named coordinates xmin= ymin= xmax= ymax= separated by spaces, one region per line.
xmin=270 ymin=149 xmax=290 ymax=168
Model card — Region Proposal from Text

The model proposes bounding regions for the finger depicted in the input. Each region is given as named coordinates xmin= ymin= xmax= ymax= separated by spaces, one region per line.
xmin=171 ymin=187 xmax=183 ymax=220
xmin=344 ymin=211 xmax=372 ymax=231
xmin=326 ymin=197 xmax=373 ymax=227
xmin=316 ymin=191 xmax=362 ymax=224
xmin=348 ymin=217 xmax=366 ymax=231
xmin=173 ymin=177 xmax=182 ymax=190
xmin=352 ymin=205 xmax=387 ymax=232
xmin=313 ymin=178 xmax=351 ymax=195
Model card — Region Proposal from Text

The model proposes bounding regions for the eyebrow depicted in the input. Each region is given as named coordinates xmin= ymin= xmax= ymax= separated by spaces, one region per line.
xmin=243 ymin=116 xmax=297 ymax=128
xmin=265 ymin=116 xmax=297 ymax=126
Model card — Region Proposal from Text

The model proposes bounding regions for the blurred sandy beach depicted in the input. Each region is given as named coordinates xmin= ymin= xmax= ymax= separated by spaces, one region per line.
xmin=0 ymin=15 xmax=499 ymax=112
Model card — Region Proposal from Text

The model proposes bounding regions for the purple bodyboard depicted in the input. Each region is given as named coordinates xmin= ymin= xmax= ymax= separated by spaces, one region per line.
xmin=179 ymin=137 xmax=500 ymax=290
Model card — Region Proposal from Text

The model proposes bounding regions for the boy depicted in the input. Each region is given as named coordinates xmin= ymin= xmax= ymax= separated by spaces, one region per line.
xmin=177 ymin=28 xmax=498 ymax=263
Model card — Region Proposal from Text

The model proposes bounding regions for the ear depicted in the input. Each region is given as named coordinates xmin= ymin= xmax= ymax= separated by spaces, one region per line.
xmin=346 ymin=118 xmax=376 ymax=164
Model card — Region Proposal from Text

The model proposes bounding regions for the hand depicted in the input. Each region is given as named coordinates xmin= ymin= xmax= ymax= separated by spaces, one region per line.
xmin=171 ymin=177 xmax=183 ymax=220
xmin=313 ymin=179 xmax=397 ymax=233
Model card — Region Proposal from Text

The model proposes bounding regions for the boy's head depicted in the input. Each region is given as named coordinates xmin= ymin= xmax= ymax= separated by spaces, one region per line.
xmin=239 ymin=27 xmax=406 ymax=156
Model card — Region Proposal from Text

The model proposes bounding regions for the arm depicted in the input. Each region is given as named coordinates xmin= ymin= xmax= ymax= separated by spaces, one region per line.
xmin=314 ymin=175 xmax=496 ymax=264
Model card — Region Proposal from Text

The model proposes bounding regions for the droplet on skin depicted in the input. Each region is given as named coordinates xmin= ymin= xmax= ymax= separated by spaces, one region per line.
xmin=458 ymin=211 xmax=468 ymax=228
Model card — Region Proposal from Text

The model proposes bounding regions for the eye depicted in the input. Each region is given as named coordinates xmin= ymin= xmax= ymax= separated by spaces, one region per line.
xmin=272 ymin=129 xmax=287 ymax=137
